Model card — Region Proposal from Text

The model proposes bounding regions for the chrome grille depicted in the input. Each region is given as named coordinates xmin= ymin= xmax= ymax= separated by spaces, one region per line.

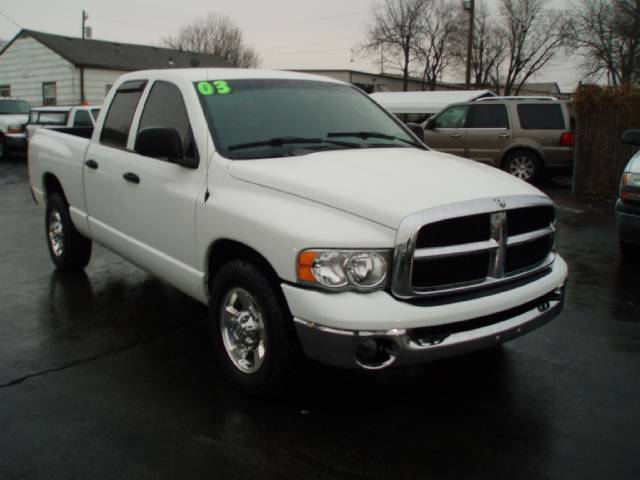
xmin=392 ymin=196 xmax=556 ymax=299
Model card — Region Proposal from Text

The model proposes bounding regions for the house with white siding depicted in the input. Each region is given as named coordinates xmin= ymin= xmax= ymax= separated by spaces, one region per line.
xmin=0 ymin=29 xmax=231 ymax=107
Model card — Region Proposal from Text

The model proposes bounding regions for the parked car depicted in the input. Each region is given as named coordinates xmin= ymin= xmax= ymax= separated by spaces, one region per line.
xmin=0 ymin=97 xmax=30 ymax=160
xmin=26 ymin=105 xmax=101 ymax=141
xmin=618 ymin=130 xmax=640 ymax=257
xmin=422 ymin=97 xmax=575 ymax=183
xmin=28 ymin=69 xmax=568 ymax=394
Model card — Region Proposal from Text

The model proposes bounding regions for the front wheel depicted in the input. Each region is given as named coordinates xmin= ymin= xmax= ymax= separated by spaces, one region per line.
xmin=503 ymin=150 xmax=544 ymax=183
xmin=45 ymin=193 xmax=92 ymax=271
xmin=209 ymin=259 xmax=302 ymax=396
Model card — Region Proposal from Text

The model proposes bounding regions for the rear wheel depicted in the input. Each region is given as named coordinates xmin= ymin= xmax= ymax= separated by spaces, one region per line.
xmin=503 ymin=150 xmax=544 ymax=183
xmin=619 ymin=240 xmax=638 ymax=261
xmin=209 ymin=259 xmax=302 ymax=396
xmin=45 ymin=193 xmax=92 ymax=271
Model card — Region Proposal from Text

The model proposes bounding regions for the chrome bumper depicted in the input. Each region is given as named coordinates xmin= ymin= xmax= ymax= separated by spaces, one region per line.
xmin=294 ymin=288 xmax=564 ymax=370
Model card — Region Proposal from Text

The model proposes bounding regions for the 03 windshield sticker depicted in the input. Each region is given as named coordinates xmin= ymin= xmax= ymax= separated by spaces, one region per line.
xmin=197 ymin=80 xmax=232 ymax=96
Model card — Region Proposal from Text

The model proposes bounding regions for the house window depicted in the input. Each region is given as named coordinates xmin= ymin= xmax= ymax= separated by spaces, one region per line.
xmin=43 ymin=82 xmax=57 ymax=105
xmin=0 ymin=85 xmax=10 ymax=97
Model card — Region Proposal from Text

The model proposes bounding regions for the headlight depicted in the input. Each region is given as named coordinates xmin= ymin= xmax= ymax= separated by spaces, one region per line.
xmin=621 ymin=173 xmax=640 ymax=202
xmin=297 ymin=249 xmax=389 ymax=291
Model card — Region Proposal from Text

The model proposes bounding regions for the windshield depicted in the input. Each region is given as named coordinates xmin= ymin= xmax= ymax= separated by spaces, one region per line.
xmin=29 ymin=111 xmax=68 ymax=125
xmin=195 ymin=79 xmax=422 ymax=159
xmin=0 ymin=100 xmax=30 ymax=115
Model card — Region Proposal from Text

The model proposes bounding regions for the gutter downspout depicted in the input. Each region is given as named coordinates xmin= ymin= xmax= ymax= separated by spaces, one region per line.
xmin=80 ymin=65 xmax=86 ymax=104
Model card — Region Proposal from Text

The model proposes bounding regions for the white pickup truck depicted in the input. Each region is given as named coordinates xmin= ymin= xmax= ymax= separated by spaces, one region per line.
xmin=29 ymin=69 xmax=568 ymax=394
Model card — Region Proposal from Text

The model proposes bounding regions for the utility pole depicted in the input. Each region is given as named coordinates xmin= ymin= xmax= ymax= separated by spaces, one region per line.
xmin=80 ymin=10 xmax=88 ymax=104
xmin=464 ymin=0 xmax=475 ymax=90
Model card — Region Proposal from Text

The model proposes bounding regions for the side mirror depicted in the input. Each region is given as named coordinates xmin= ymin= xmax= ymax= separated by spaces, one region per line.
xmin=622 ymin=129 xmax=640 ymax=146
xmin=405 ymin=122 xmax=424 ymax=139
xmin=424 ymin=117 xmax=436 ymax=130
xmin=135 ymin=126 xmax=197 ymax=168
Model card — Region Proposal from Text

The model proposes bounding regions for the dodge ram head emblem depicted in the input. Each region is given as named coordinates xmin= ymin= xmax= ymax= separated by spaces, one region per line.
xmin=494 ymin=198 xmax=507 ymax=208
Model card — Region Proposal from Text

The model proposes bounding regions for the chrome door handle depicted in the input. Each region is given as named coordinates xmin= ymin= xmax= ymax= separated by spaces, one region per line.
xmin=450 ymin=133 xmax=461 ymax=139
xmin=499 ymin=133 xmax=510 ymax=139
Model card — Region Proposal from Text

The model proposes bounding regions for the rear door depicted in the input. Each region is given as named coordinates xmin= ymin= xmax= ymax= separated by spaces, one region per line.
xmin=423 ymin=104 xmax=469 ymax=157
xmin=119 ymin=80 xmax=205 ymax=293
xmin=465 ymin=103 xmax=512 ymax=166
xmin=84 ymin=80 xmax=147 ymax=254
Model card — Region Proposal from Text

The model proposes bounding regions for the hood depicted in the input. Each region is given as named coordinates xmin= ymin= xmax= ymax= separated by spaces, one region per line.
xmin=0 ymin=114 xmax=28 ymax=131
xmin=228 ymin=148 xmax=545 ymax=229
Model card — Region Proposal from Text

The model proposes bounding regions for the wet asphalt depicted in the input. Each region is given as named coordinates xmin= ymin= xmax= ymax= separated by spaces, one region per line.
xmin=0 ymin=159 xmax=639 ymax=480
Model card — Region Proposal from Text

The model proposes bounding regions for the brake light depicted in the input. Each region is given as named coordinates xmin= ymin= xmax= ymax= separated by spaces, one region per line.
xmin=559 ymin=132 xmax=574 ymax=148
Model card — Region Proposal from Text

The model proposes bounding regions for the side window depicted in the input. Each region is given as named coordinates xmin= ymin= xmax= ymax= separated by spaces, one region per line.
xmin=74 ymin=110 xmax=93 ymax=127
xmin=43 ymin=82 xmax=57 ymax=106
xmin=434 ymin=105 xmax=469 ymax=129
xmin=468 ymin=104 xmax=509 ymax=129
xmin=90 ymin=108 xmax=100 ymax=121
xmin=100 ymin=81 xmax=146 ymax=149
xmin=517 ymin=104 xmax=565 ymax=130
xmin=137 ymin=81 xmax=198 ymax=162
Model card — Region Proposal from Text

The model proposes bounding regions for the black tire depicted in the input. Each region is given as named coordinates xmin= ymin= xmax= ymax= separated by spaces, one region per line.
xmin=45 ymin=193 xmax=92 ymax=271
xmin=209 ymin=259 xmax=302 ymax=396
xmin=503 ymin=149 xmax=544 ymax=183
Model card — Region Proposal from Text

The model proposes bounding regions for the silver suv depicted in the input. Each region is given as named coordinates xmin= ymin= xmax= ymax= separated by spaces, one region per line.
xmin=422 ymin=97 xmax=574 ymax=183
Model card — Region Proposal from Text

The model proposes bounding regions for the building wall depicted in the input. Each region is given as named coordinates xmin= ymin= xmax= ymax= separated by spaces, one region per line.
xmin=0 ymin=36 xmax=79 ymax=106
xmin=83 ymin=68 xmax=125 ymax=106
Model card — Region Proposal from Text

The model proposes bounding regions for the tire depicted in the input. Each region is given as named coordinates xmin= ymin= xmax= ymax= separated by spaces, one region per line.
xmin=503 ymin=150 xmax=544 ymax=183
xmin=45 ymin=193 xmax=92 ymax=271
xmin=209 ymin=259 xmax=302 ymax=396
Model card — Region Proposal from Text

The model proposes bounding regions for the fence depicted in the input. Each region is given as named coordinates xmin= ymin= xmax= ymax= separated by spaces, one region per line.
xmin=572 ymin=85 xmax=640 ymax=198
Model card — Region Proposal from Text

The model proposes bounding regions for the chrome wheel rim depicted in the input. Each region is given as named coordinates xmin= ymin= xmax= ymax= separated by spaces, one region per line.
xmin=508 ymin=156 xmax=535 ymax=180
xmin=220 ymin=287 xmax=266 ymax=374
xmin=48 ymin=210 xmax=64 ymax=257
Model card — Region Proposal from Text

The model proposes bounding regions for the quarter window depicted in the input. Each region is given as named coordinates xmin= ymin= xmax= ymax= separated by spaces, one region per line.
xmin=100 ymin=81 xmax=147 ymax=148
xmin=43 ymin=82 xmax=57 ymax=106
xmin=137 ymin=81 xmax=198 ymax=162
xmin=434 ymin=105 xmax=469 ymax=129
xmin=517 ymin=104 xmax=565 ymax=130
xmin=74 ymin=110 xmax=93 ymax=127
xmin=468 ymin=104 xmax=509 ymax=129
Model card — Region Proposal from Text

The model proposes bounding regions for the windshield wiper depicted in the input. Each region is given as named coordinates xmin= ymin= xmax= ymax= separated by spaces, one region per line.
xmin=227 ymin=136 xmax=358 ymax=152
xmin=327 ymin=131 xmax=424 ymax=148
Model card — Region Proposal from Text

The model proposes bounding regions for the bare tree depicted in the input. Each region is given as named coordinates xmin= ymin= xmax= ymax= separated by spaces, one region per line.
xmin=162 ymin=13 xmax=260 ymax=68
xmin=469 ymin=2 xmax=507 ymax=91
xmin=362 ymin=0 xmax=430 ymax=91
xmin=499 ymin=0 xmax=569 ymax=95
xmin=415 ymin=0 xmax=461 ymax=90
xmin=568 ymin=0 xmax=640 ymax=85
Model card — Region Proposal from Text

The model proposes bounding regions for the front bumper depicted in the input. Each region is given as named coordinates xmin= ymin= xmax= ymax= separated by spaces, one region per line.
xmin=284 ymin=255 xmax=568 ymax=369
xmin=616 ymin=199 xmax=640 ymax=245
xmin=4 ymin=133 xmax=27 ymax=155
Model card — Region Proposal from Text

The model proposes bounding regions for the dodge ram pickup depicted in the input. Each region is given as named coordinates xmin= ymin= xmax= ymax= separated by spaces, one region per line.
xmin=29 ymin=69 xmax=568 ymax=394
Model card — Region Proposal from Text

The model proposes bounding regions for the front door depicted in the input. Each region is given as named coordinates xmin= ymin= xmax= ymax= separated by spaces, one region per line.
xmin=423 ymin=104 xmax=469 ymax=158
xmin=120 ymin=80 xmax=205 ymax=296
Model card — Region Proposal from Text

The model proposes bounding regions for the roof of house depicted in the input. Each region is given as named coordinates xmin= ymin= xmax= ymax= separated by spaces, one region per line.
xmin=0 ymin=29 xmax=233 ymax=71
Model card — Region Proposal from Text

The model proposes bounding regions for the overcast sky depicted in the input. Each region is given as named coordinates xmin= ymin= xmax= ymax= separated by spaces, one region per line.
xmin=0 ymin=0 xmax=580 ymax=91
